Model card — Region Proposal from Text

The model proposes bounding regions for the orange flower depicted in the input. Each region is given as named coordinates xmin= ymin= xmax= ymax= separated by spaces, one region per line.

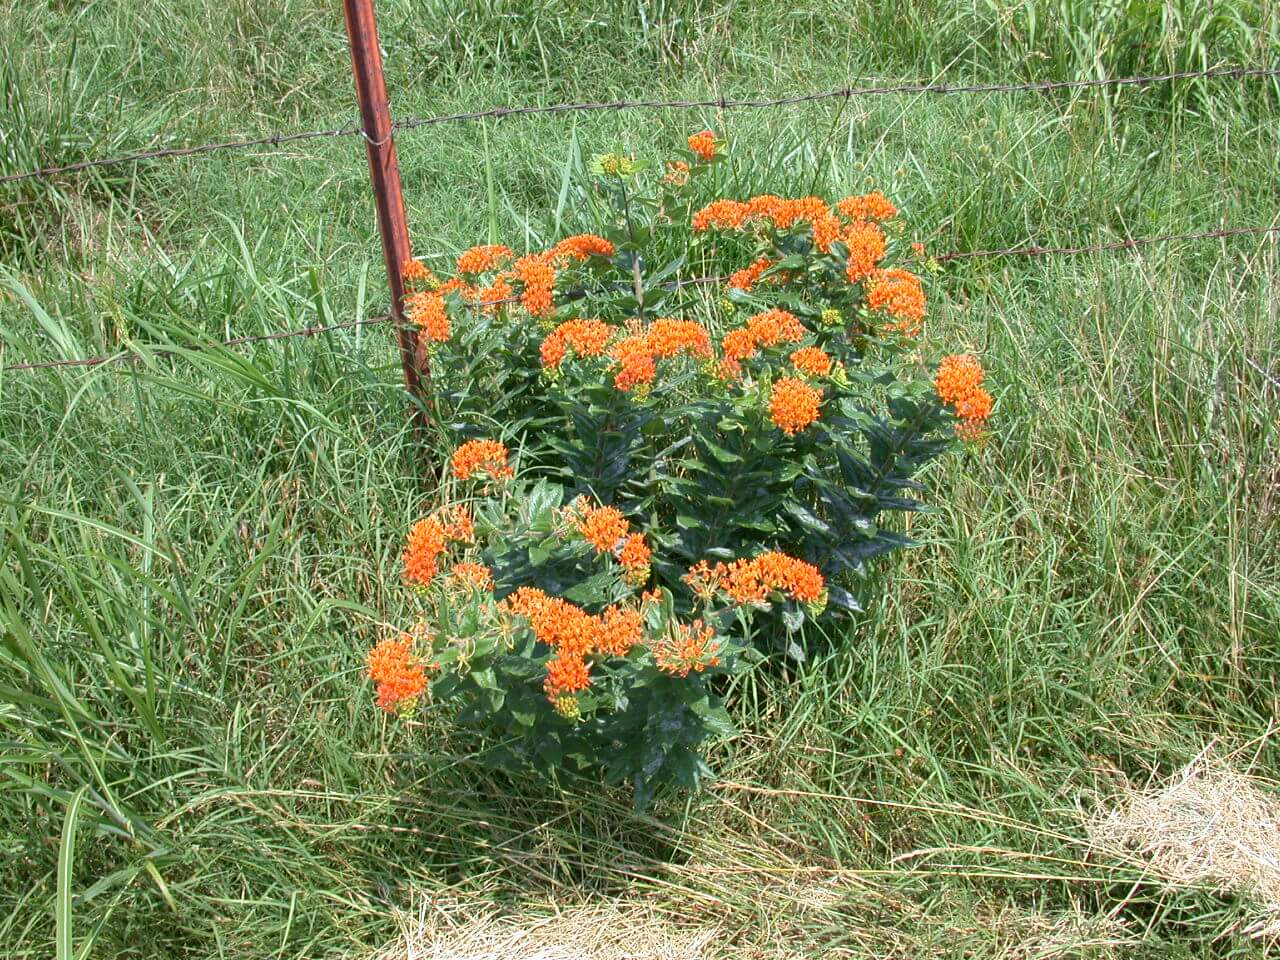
xmin=404 ymin=517 xmax=447 ymax=586
xmin=368 ymin=634 xmax=429 ymax=712
xmin=866 ymin=268 xmax=926 ymax=334
xmin=654 ymin=620 xmax=721 ymax=677
xmin=550 ymin=233 xmax=615 ymax=263
xmin=543 ymin=654 xmax=591 ymax=701
xmin=447 ymin=562 xmax=493 ymax=591
xmin=955 ymin=418 xmax=988 ymax=443
xmin=451 ymin=439 xmax=514 ymax=481
xmin=401 ymin=258 xmax=434 ymax=286
xmin=617 ymin=532 xmax=651 ymax=570
xmin=811 ymin=212 xmax=843 ymax=253
xmin=688 ymin=130 xmax=719 ymax=162
xmin=597 ymin=605 xmax=643 ymax=657
xmin=683 ymin=560 xmax=723 ymax=601
xmin=647 ymin=318 xmax=712 ymax=359
xmin=790 ymin=346 xmax=832 ymax=377
xmin=507 ymin=591 xmax=599 ymax=657
xmin=686 ymin=551 xmax=824 ymax=605
xmin=751 ymin=550 xmax=825 ymax=603
xmin=438 ymin=504 xmax=475 ymax=542
xmin=456 ymin=244 xmax=514 ymax=275
xmin=692 ymin=199 xmax=748 ymax=231
xmin=575 ymin=504 xmax=630 ymax=554
xmin=843 ymin=221 xmax=888 ymax=283
xmin=477 ymin=271 xmax=514 ymax=311
xmin=406 ymin=290 xmax=450 ymax=343
xmin=540 ymin=318 xmax=616 ymax=368
xmin=746 ymin=308 xmax=806 ymax=348
xmin=934 ymin=354 xmax=985 ymax=406
xmin=769 ymin=376 xmax=821 ymax=435
xmin=721 ymin=327 xmax=758 ymax=362
xmin=515 ymin=253 xmax=556 ymax=316
xmin=663 ymin=160 xmax=690 ymax=186
xmin=837 ymin=191 xmax=898 ymax=223
xmin=954 ymin=386 xmax=993 ymax=422
xmin=727 ymin=257 xmax=774 ymax=292
xmin=611 ymin=334 xmax=657 ymax=392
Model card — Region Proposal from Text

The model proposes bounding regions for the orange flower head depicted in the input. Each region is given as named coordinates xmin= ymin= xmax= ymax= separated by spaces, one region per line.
xmin=617 ymin=532 xmax=651 ymax=570
xmin=751 ymin=550 xmax=825 ymax=603
xmin=692 ymin=199 xmax=748 ymax=232
xmin=721 ymin=327 xmax=758 ymax=363
xmin=843 ymin=221 xmax=888 ymax=283
xmin=401 ymin=258 xmax=435 ymax=286
xmin=688 ymin=130 xmax=719 ymax=163
xmin=456 ymin=244 xmax=514 ymax=275
xmin=934 ymin=354 xmax=986 ymax=407
xmin=611 ymin=334 xmax=657 ymax=392
xmin=811 ymin=213 xmax=843 ymax=253
xmin=955 ymin=418 xmax=988 ymax=443
xmin=647 ymin=318 xmax=712 ymax=359
xmin=543 ymin=654 xmax=591 ymax=701
xmin=654 ymin=620 xmax=721 ymax=677
xmin=437 ymin=504 xmax=475 ymax=543
xmin=575 ymin=504 xmax=630 ymax=554
xmin=663 ymin=160 xmax=690 ymax=186
xmin=550 ymin=233 xmax=615 ymax=264
xmin=837 ymin=191 xmax=898 ymax=223
xmin=727 ymin=257 xmax=774 ymax=292
xmin=746 ymin=309 xmax=806 ymax=348
xmin=790 ymin=346 xmax=832 ymax=378
xmin=368 ymin=634 xmax=428 ymax=712
xmin=597 ymin=605 xmax=644 ymax=657
xmin=404 ymin=517 xmax=447 ymax=586
xmin=447 ymin=562 xmax=493 ymax=592
xmin=515 ymin=253 xmax=556 ymax=316
xmin=954 ymin=386 xmax=993 ymax=423
xmin=541 ymin=318 xmax=616 ymax=368
xmin=477 ymin=271 xmax=514 ymax=312
xmin=451 ymin=439 xmax=514 ymax=482
xmin=866 ymin=268 xmax=926 ymax=334
xmin=407 ymin=290 xmax=450 ymax=343
xmin=769 ymin=376 xmax=822 ymax=435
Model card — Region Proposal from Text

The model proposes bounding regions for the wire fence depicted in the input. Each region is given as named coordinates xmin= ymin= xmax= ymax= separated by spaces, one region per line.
xmin=3 ymin=65 xmax=1277 ymax=186
xmin=4 ymin=222 xmax=1276 ymax=374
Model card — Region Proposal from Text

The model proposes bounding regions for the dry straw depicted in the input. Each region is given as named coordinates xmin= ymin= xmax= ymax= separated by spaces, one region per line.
xmin=1088 ymin=754 xmax=1280 ymax=938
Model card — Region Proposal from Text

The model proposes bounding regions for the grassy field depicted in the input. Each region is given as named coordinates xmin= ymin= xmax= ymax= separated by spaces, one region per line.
xmin=3 ymin=1 xmax=1280 ymax=957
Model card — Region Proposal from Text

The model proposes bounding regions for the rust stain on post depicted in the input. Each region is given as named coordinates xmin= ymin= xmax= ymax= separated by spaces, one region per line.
xmin=343 ymin=0 xmax=428 ymax=413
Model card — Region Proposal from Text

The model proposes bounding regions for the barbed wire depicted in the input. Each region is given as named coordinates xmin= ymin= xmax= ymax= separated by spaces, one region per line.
xmin=3 ymin=65 xmax=1276 ymax=185
xmin=3 ymin=221 xmax=1275 ymax=374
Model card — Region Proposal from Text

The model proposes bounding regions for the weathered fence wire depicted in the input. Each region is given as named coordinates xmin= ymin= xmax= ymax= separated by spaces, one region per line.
xmin=4 ymin=222 xmax=1276 ymax=374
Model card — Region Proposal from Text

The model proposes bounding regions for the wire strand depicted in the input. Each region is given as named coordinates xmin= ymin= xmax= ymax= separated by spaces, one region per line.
xmin=3 ymin=221 xmax=1276 ymax=374
xmin=3 ymin=66 xmax=1276 ymax=185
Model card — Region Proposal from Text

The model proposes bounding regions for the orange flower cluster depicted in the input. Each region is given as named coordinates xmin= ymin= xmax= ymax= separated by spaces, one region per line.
xmin=684 ymin=551 xmax=825 ymax=605
xmin=403 ymin=506 xmax=474 ymax=586
xmin=501 ymin=587 xmax=645 ymax=700
xmin=451 ymin=439 xmax=514 ymax=482
xmin=616 ymin=532 xmax=651 ymax=584
xmin=865 ymin=268 xmax=926 ymax=335
xmin=663 ymin=160 xmax=690 ymax=186
xmin=368 ymin=634 xmax=429 ymax=712
xmin=837 ymin=191 xmax=898 ymax=223
xmin=654 ymin=620 xmax=720 ymax=677
xmin=571 ymin=500 xmax=630 ymax=554
xmin=688 ymin=130 xmax=719 ymax=162
xmin=407 ymin=289 xmax=450 ymax=343
xmin=457 ymin=244 xmax=514 ymax=275
xmin=769 ymin=376 xmax=822 ymax=435
xmin=844 ymin=221 xmax=889 ymax=282
xmin=477 ymin=271 xmax=514 ymax=310
xmin=692 ymin=199 xmax=749 ymax=232
xmin=550 ymin=233 xmax=615 ymax=263
xmin=647 ymin=318 xmax=712 ymax=359
xmin=934 ymin=354 xmax=993 ymax=439
xmin=611 ymin=334 xmax=657 ymax=392
xmin=727 ymin=257 xmax=775 ymax=292
xmin=515 ymin=253 xmax=556 ymax=316
xmin=541 ymin=318 xmax=616 ymax=368
xmin=402 ymin=258 xmax=435 ymax=285
xmin=790 ymin=346 xmax=832 ymax=377
xmin=447 ymin=562 xmax=493 ymax=591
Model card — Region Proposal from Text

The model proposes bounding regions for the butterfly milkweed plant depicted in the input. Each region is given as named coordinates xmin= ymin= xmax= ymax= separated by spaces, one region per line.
xmin=369 ymin=132 xmax=994 ymax=810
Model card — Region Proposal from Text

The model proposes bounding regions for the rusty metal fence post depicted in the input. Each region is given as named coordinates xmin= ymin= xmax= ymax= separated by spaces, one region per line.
xmin=342 ymin=0 xmax=427 ymax=420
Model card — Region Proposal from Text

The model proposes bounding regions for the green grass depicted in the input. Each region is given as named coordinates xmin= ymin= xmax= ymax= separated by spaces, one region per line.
xmin=2 ymin=1 xmax=1279 ymax=957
